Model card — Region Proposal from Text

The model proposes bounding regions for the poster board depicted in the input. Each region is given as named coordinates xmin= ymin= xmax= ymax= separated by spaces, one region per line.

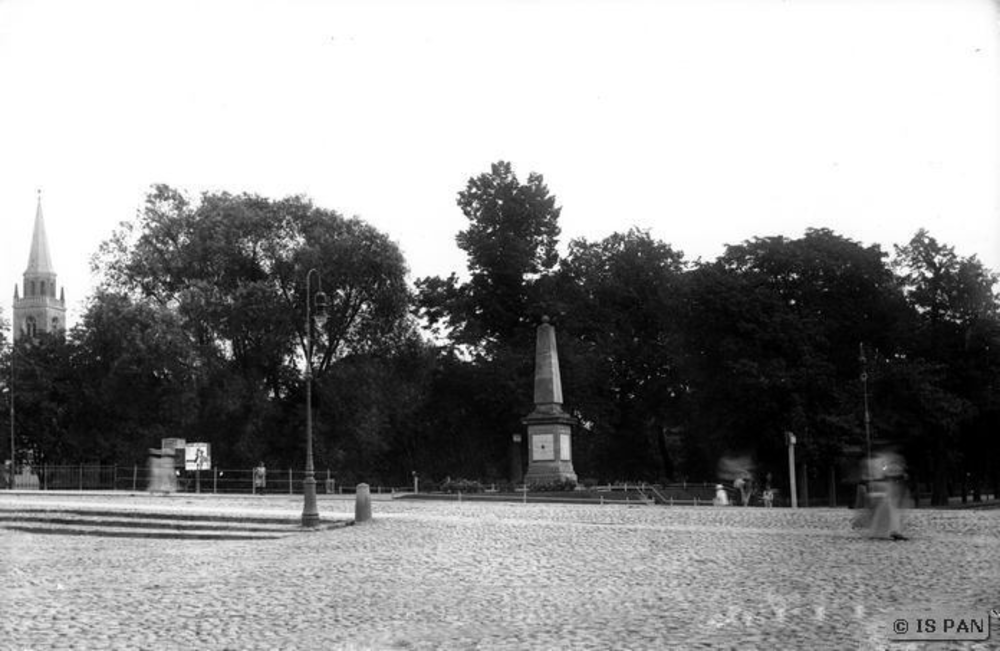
xmin=185 ymin=443 xmax=211 ymax=471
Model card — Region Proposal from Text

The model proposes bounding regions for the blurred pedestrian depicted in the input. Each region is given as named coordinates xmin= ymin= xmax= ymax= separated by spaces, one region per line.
xmin=734 ymin=474 xmax=754 ymax=506
xmin=147 ymin=448 xmax=177 ymax=494
xmin=762 ymin=488 xmax=774 ymax=508
xmin=253 ymin=462 xmax=267 ymax=495
xmin=713 ymin=484 xmax=729 ymax=506
xmin=865 ymin=453 xmax=908 ymax=540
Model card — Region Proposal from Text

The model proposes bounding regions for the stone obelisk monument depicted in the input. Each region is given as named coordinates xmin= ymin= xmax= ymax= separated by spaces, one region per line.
xmin=523 ymin=316 xmax=578 ymax=486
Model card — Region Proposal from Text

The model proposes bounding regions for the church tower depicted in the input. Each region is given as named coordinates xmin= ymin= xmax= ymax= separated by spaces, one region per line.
xmin=13 ymin=191 xmax=66 ymax=341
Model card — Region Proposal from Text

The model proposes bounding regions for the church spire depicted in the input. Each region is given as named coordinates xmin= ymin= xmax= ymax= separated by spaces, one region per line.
xmin=25 ymin=189 xmax=55 ymax=275
xmin=14 ymin=189 xmax=66 ymax=341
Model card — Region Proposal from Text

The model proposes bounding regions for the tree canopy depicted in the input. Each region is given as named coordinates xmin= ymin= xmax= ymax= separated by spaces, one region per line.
xmin=3 ymin=171 xmax=998 ymax=505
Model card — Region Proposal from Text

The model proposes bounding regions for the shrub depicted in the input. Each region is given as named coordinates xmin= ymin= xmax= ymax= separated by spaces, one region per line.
xmin=440 ymin=477 xmax=484 ymax=494
xmin=528 ymin=478 xmax=578 ymax=492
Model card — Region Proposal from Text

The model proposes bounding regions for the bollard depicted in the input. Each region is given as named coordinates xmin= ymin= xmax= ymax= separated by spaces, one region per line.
xmin=355 ymin=483 xmax=372 ymax=523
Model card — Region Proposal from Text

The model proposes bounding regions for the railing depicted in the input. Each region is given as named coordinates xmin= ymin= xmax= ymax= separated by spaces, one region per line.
xmin=0 ymin=464 xmax=410 ymax=495
xmin=4 ymin=469 xmax=858 ymax=508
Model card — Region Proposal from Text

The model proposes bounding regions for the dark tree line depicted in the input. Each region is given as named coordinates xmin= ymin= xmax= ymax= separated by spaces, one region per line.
xmin=3 ymin=165 xmax=998 ymax=504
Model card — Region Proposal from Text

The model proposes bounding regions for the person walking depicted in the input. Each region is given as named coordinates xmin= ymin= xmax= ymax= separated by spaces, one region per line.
xmin=867 ymin=459 xmax=908 ymax=540
xmin=253 ymin=462 xmax=267 ymax=495
xmin=713 ymin=484 xmax=729 ymax=506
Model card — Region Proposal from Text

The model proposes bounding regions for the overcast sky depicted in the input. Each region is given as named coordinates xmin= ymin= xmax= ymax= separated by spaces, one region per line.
xmin=2 ymin=0 xmax=998 ymax=328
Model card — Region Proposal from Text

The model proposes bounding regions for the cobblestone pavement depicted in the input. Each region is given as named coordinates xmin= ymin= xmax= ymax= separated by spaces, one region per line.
xmin=1 ymin=493 xmax=998 ymax=650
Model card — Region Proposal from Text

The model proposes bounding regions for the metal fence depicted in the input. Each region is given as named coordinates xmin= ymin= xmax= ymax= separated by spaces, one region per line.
xmin=1 ymin=464 xmax=413 ymax=495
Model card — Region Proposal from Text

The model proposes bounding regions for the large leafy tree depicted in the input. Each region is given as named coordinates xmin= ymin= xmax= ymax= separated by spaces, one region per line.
xmin=414 ymin=162 xmax=565 ymax=481
xmin=551 ymin=229 xmax=688 ymax=480
xmin=681 ymin=229 xmax=909 ymax=496
xmin=94 ymin=185 xmax=413 ymax=468
xmin=5 ymin=333 xmax=74 ymax=465
xmin=892 ymin=229 xmax=1000 ymax=503
xmin=64 ymin=291 xmax=199 ymax=464
xmin=418 ymin=161 xmax=561 ymax=349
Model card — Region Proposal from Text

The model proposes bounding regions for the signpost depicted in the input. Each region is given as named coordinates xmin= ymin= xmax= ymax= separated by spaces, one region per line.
xmin=185 ymin=443 xmax=211 ymax=494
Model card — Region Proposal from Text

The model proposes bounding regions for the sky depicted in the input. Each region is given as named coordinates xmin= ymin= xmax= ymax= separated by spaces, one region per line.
xmin=1 ymin=0 xmax=998 ymax=329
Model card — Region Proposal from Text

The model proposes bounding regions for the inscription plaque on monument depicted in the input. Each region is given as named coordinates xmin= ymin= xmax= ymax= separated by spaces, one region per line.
xmin=532 ymin=434 xmax=555 ymax=462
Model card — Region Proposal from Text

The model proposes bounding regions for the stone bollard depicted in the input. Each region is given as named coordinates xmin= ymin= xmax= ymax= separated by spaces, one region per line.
xmin=355 ymin=483 xmax=372 ymax=523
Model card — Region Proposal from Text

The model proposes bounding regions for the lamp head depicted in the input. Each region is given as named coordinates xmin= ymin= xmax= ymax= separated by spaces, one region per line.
xmin=313 ymin=290 xmax=329 ymax=329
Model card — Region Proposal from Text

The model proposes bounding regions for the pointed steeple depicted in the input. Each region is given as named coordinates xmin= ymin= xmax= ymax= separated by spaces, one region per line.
xmin=25 ymin=189 xmax=55 ymax=275
xmin=14 ymin=189 xmax=66 ymax=342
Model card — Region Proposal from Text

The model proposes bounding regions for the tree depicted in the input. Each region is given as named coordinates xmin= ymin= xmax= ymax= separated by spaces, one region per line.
xmin=418 ymin=161 xmax=561 ymax=349
xmin=551 ymin=229 xmax=687 ymax=480
xmin=6 ymin=333 xmax=74 ymax=465
xmin=64 ymin=291 xmax=200 ymax=464
xmin=413 ymin=162 xmax=565 ymax=482
xmin=892 ymin=229 xmax=1000 ymax=503
xmin=94 ymin=185 xmax=413 ymax=468
xmin=681 ymin=230 xmax=910 ymax=498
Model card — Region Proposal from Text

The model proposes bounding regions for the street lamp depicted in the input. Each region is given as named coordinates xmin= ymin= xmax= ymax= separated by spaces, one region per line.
xmin=7 ymin=339 xmax=14 ymax=489
xmin=302 ymin=268 xmax=328 ymax=527
xmin=859 ymin=343 xmax=873 ymax=485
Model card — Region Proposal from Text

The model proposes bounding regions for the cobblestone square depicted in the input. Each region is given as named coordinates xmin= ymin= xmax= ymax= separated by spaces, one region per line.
xmin=1 ymin=495 xmax=998 ymax=650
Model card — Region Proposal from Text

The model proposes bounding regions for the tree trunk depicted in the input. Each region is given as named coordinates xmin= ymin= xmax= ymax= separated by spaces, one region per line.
xmin=828 ymin=464 xmax=837 ymax=507
xmin=931 ymin=457 xmax=949 ymax=506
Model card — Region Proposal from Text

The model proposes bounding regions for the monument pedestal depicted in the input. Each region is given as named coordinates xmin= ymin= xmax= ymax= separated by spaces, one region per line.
xmin=523 ymin=411 xmax=578 ymax=485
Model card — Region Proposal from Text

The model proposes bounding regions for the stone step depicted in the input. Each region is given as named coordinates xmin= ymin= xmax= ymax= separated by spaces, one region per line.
xmin=0 ymin=507 xmax=350 ymax=540
xmin=0 ymin=513 xmax=292 ymax=533
xmin=0 ymin=522 xmax=286 ymax=540
xmin=0 ymin=506 xmax=298 ymax=525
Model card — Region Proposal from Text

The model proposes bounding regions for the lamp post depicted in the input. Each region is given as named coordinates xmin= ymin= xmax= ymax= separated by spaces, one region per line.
xmin=8 ymin=339 xmax=14 ymax=489
xmin=302 ymin=268 xmax=328 ymax=528
xmin=785 ymin=431 xmax=798 ymax=509
xmin=859 ymin=343 xmax=873 ymax=485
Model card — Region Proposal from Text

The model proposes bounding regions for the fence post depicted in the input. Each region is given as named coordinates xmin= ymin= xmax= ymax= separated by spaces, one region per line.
xmin=289 ymin=468 xmax=292 ymax=495
xmin=133 ymin=465 xmax=137 ymax=492
xmin=79 ymin=465 xmax=83 ymax=491
xmin=252 ymin=468 xmax=256 ymax=495
xmin=213 ymin=468 xmax=218 ymax=494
